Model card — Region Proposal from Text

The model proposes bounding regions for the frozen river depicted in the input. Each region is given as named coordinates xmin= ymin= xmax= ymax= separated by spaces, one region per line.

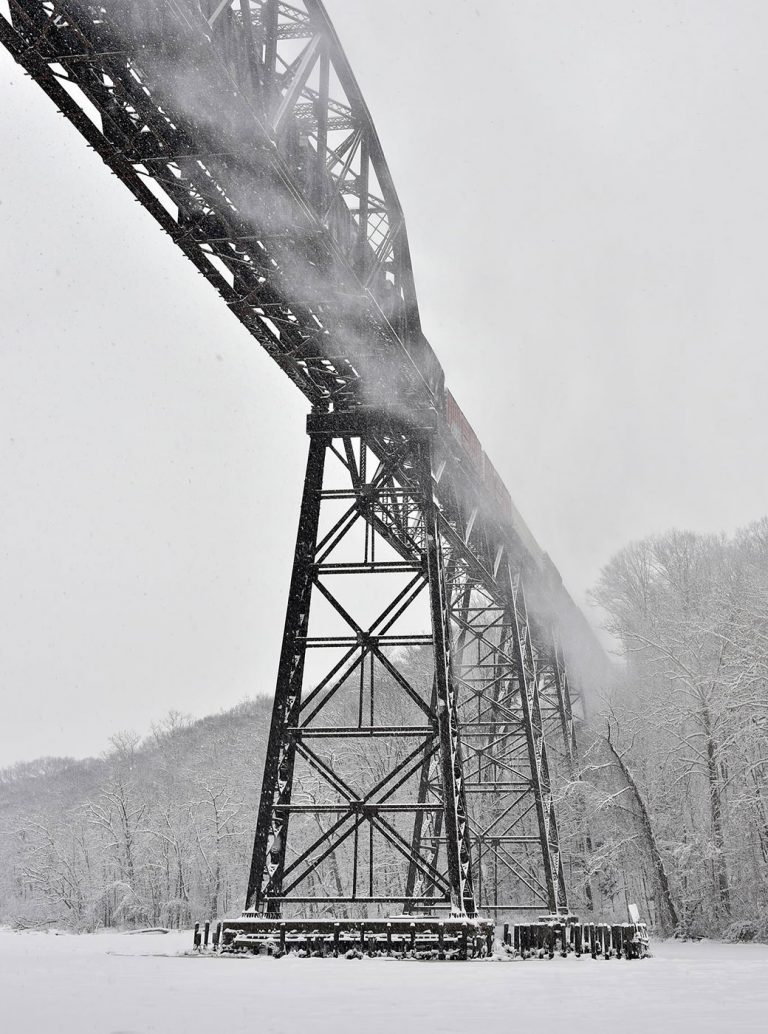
xmin=2 ymin=929 xmax=767 ymax=1033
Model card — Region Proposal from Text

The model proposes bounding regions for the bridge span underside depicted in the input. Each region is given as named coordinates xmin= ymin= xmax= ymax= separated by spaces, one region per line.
xmin=1 ymin=0 xmax=606 ymax=938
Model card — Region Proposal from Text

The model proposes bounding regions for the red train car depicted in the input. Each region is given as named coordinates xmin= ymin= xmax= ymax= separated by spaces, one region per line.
xmin=445 ymin=390 xmax=512 ymax=520
xmin=445 ymin=389 xmax=484 ymax=475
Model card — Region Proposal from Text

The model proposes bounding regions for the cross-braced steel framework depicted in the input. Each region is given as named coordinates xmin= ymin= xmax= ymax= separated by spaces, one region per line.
xmin=242 ymin=409 xmax=577 ymax=920
xmin=448 ymin=578 xmax=570 ymax=915
xmin=245 ymin=411 xmax=476 ymax=918
xmin=1 ymin=0 xmax=605 ymax=930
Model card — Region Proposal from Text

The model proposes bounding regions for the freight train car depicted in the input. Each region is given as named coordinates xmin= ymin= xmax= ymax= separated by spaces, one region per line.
xmin=445 ymin=389 xmax=484 ymax=474
xmin=443 ymin=387 xmax=544 ymax=565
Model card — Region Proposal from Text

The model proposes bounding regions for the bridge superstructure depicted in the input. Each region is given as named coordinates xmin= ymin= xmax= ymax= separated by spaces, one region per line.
xmin=1 ymin=0 xmax=605 ymax=938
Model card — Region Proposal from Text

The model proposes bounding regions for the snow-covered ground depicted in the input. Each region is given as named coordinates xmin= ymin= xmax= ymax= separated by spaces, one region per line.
xmin=2 ymin=929 xmax=767 ymax=1033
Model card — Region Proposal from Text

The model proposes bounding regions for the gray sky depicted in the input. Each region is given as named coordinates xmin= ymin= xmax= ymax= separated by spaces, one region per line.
xmin=1 ymin=1 xmax=767 ymax=767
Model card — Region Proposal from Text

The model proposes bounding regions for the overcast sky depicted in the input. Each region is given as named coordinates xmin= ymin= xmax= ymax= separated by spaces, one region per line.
xmin=1 ymin=1 xmax=767 ymax=767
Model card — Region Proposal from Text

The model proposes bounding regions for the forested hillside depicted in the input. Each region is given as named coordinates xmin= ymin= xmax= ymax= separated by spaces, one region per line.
xmin=0 ymin=699 xmax=271 ymax=931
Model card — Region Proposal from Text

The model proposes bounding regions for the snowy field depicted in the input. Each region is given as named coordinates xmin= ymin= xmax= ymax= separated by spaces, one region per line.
xmin=2 ymin=929 xmax=768 ymax=1033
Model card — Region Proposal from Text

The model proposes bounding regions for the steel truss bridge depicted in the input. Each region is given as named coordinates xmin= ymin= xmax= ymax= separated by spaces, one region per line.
xmin=1 ymin=0 xmax=609 ymax=938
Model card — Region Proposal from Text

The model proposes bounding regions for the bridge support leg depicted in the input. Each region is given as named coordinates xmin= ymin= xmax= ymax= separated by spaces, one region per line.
xmin=244 ymin=409 xmax=476 ymax=921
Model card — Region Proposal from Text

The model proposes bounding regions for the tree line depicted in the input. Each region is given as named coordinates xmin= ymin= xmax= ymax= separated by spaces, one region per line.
xmin=582 ymin=518 xmax=768 ymax=940
xmin=0 ymin=702 xmax=269 ymax=931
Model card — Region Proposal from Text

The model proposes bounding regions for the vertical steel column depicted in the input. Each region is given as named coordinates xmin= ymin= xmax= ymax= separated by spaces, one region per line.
xmin=263 ymin=0 xmax=279 ymax=100
xmin=551 ymin=634 xmax=595 ymax=911
xmin=245 ymin=432 xmax=326 ymax=914
xmin=403 ymin=566 xmax=472 ymax=914
xmin=551 ymin=636 xmax=578 ymax=767
xmin=416 ymin=442 xmax=476 ymax=917
xmin=507 ymin=573 xmax=569 ymax=914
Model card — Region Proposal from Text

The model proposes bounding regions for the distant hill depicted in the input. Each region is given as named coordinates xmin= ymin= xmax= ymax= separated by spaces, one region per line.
xmin=0 ymin=698 xmax=272 ymax=930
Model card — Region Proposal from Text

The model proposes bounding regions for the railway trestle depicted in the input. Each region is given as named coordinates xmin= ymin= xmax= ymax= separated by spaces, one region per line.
xmin=0 ymin=0 xmax=633 ymax=957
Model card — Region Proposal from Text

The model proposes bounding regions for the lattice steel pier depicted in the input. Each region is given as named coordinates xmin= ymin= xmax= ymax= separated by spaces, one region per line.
xmin=235 ymin=407 xmax=577 ymax=938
